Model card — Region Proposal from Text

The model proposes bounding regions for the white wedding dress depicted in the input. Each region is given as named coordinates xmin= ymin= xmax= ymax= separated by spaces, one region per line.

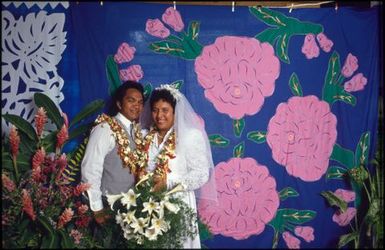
xmin=147 ymin=127 xmax=210 ymax=249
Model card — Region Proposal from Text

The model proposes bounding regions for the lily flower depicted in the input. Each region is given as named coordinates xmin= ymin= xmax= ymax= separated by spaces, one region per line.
xmin=106 ymin=193 xmax=124 ymax=211
xmin=121 ymin=189 xmax=140 ymax=210
xmin=142 ymin=197 xmax=159 ymax=215
xmin=130 ymin=217 xmax=149 ymax=235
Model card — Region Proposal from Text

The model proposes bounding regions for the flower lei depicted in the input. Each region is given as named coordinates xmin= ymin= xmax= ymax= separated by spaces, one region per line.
xmin=94 ymin=114 xmax=145 ymax=175
xmin=137 ymin=126 xmax=176 ymax=180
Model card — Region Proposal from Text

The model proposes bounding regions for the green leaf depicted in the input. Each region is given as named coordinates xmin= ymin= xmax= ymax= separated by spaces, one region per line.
xmin=247 ymin=131 xmax=266 ymax=144
xmin=34 ymin=92 xmax=63 ymax=129
xmin=289 ymin=73 xmax=303 ymax=96
xmin=150 ymin=40 xmax=186 ymax=57
xmin=320 ymin=191 xmax=348 ymax=212
xmin=209 ymin=134 xmax=230 ymax=147
xmin=2 ymin=114 xmax=38 ymax=142
xmin=38 ymin=215 xmax=58 ymax=248
xmin=275 ymin=33 xmax=290 ymax=63
xmin=326 ymin=166 xmax=348 ymax=180
xmin=187 ymin=21 xmax=200 ymax=41
xmin=268 ymin=209 xmax=316 ymax=233
xmin=233 ymin=141 xmax=245 ymax=158
xmin=40 ymin=131 xmax=57 ymax=153
xmin=106 ymin=55 xmax=121 ymax=96
xmin=330 ymin=144 xmax=355 ymax=169
xmin=279 ymin=187 xmax=299 ymax=201
xmin=249 ymin=6 xmax=288 ymax=27
xmin=255 ymin=28 xmax=280 ymax=45
xmin=59 ymin=229 xmax=75 ymax=248
xmin=69 ymin=99 xmax=104 ymax=128
xmin=170 ymin=80 xmax=183 ymax=90
xmin=355 ymin=131 xmax=370 ymax=166
xmin=68 ymin=122 xmax=93 ymax=142
xmin=233 ymin=118 xmax=245 ymax=137
xmin=143 ymin=83 xmax=153 ymax=101
xmin=338 ymin=232 xmax=358 ymax=248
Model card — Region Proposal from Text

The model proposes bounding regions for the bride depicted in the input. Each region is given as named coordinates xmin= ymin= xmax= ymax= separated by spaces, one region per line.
xmin=139 ymin=84 xmax=217 ymax=248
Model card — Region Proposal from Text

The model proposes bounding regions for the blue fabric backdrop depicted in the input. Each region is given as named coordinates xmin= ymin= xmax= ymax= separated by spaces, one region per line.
xmin=2 ymin=2 xmax=382 ymax=248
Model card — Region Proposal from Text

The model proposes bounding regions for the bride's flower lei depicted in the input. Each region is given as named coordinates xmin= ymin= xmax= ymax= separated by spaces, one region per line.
xmin=137 ymin=126 xmax=176 ymax=181
xmin=94 ymin=114 xmax=145 ymax=174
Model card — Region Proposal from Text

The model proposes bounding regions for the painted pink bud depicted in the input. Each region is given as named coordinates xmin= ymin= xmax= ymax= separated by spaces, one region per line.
xmin=282 ymin=231 xmax=301 ymax=249
xmin=119 ymin=65 xmax=143 ymax=82
xmin=344 ymin=73 xmax=367 ymax=92
xmin=294 ymin=226 xmax=315 ymax=243
xmin=145 ymin=18 xmax=170 ymax=38
xmin=334 ymin=188 xmax=356 ymax=202
xmin=341 ymin=53 xmax=358 ymax=78
xmin=332 ymin=207 xmax=356 ymax=226
xmin=162 ymin=7 xmax=184 ymax=32
xmin=316 ymin=33 xmax=333 ymax=52
xmin=114 ymin=43 xmax=136 ymax=64
xmin=301 ymin=34 xmax=320 ymax=59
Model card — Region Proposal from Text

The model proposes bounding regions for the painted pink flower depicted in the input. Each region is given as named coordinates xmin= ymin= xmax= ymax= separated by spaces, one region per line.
xmin=73 ymin=182 xmax=91 ymax=196
xmin=114 ymin=42 xmax=136 ymax=64
xmin=266 ymin=95 xmax=337 ymax=181
xmin=9 ymin=125 xmax=20 ymax=158
xmin=2 ymin=173 xmax=16 ymax=192
xmin=32 ymin=148 xmax=46 ymax=170
xmin=22 ymin=189 xmax=36 ymax=221
xmin=341 ymin=53 xmax=358 ymax=78
xmin=301 ymin=34 xmax=320 ymax=59
xmin=198 ymin=157 xmax=279 ymax=240
xmin=294 ymin=226 xmax=315 ymax=243
xmin=344 ymin=73 xmax=367 ymax=92
xmin=56 ymin=124 xmax=68 ymax=149
xmin=35 ymin=107 xmax=47 ymax=137
xmin=145 ymin=18 xmax=170 ymax=38
xmin=283 ymin=231 xmax=301 ymax=249
xmin=333 ymin=207 xmax=356 ymax=226
xmin=57 ymin=207 xmax=74 ymax=229
xmin=119 ymin=65 xmax=143 ymax=82
xmin=162 ymin=7 xmax=184 ymax=32
xmin=334 ymin=189 xmax=356 ymax=203
xmin=195 ymin=36 xmax=280 ymax=119
xmin=316 ymin=33 xmax=333 ymax=53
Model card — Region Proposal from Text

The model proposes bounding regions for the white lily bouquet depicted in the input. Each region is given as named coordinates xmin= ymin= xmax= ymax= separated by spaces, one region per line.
xmin=106 ymin=173 xmax=198 ymax=248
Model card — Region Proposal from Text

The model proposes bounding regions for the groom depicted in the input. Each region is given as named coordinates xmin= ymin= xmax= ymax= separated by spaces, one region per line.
xmin=81 ymin=80 xmax=145 ymax=224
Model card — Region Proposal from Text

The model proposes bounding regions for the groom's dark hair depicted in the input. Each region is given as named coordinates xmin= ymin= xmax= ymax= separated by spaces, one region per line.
xmin=150 ymin=89 xmax=177 ymax=113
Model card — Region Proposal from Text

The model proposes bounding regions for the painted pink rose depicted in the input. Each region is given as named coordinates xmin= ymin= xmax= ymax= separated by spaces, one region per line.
xmin=341 ymin=53 xmax=358 ymax=78
xmin=283 ymin=231 xmax=301 ymax=249
xmin=332 ymin=207 xmax=357 ymax=226
xmin=266 ymin=95 xmax=337 ymax=181
xmin=294 ymin=226 xmax=315 ymax=243
xmin=301 ymin=34 xmax=320 ymax=59
xmin=119 ymin=65 xmax=143 ymax=82
xmin=334 ymin=189 xmax=356 ymax=203
xmin=145 ymin=18 xmax=170 ymax=38
xmin=316 ymin=33 xmax=333 ymax=53
xmin=344 ymin=73 xmax=367 ymax=92
xmin=114 ymin=43 xmax=136 ymax=64
xmin=195 ymin=36 xmax=280 ymax=119
xmin=162 ymin=7 xmax=184 ymax=32
xmin=198 ymin=157 xmax=279 ymax=240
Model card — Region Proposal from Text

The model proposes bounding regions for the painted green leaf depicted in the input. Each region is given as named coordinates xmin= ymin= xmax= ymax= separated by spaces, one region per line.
xmin=268 ymin=209 xmax=316 ymax=233
xmin=279 ymin=187 xmax=299 ymax=201
xmin=338 ymin=232 xmax=358 ymax=248
xmin=320 ymin=191 xmax=348 ymax=212
xmin=333 ymin=91 xmax=356 ymax=106
xmin=254 ymin=28 xmax=280 ymax=45
xmin=209 ymin=134 xmax=230 ymax=147
xmin=276 ymin=33 xmax=290 ymax=64
xmin=326 ymin=166 xmax=348 ymax=180
xmin=233 ymin=118 xmax=245 ymax=137
xmin=170 ymin=80 xmax=183 ymax=90
xmin=106 ymin=55 xmax=121 ymax=96
xmin=330 ymin=144 xmax=355 ymax=169
xmin=150 ymin=40 xmax=185 ymax=56
xmin=34 ymin=92 xmax=64 ymax=129
xmin=289 ymin=73 xmax=303 ymax=96
xmin=2 ymin=114 xmax=38 ymax=142
xmin=143 ymin=83 xmax=153 ymax=101
xmin=247 ymin=131 xmax=266 ymax=144
xmin=69 ymin=99 xmax=104 ymax=128
xmin=355 ymin=131 xmax=370 ymax=166
xmin=249 ymin=7 xmax=288 ymax=27
xmin=187 ymin=21 xmax=200 ymax=41
xmin=233 ymin=141 xmax=245 ymax=158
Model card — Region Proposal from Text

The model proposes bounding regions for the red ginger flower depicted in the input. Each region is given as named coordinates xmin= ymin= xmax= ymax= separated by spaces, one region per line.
xmin=32 ymin=148 xmax=46 ymax=170
xmin=56 ymin=124 xmax=68 ymax=149
xmin=2 ymin=173 xmax=16 ymax=192
xmin=22 ymin=189 xmax=36 ymax=221
xmin=9 ymin=125 xmax=20 ymax=158
xmin=35 ymin=107 xmax=47 ymax=137
xmin=73 ymin=183 xmax=91 ymax=196
xmin=57 ymin=208 xmax=74 ymax=229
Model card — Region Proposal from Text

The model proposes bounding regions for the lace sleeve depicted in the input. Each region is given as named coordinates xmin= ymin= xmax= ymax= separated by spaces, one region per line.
xmin=176 ymin=129 xmax=210 ymax=191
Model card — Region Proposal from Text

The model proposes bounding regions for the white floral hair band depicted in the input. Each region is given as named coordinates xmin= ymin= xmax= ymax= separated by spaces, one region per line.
xmin=155 ymin=83 xmax=182 ymax=101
